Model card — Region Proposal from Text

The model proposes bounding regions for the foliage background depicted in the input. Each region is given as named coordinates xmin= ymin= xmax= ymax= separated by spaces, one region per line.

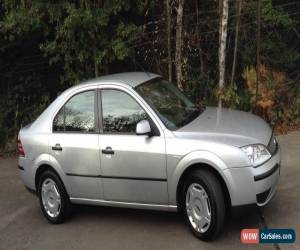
xmin=0 ymin=0 xmax=299 ymax=153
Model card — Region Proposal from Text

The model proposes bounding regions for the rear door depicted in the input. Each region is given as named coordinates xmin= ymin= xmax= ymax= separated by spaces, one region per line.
xmin=49 ymin=89 xmax=103 ymax=199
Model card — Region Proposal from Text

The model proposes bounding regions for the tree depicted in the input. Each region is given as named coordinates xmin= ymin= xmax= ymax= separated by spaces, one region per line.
xmin=166 ymin=0 xmax=172 ymax=82
xmin=218 ymin=0 xmax=229 ymax=108
xmin=1 ymin=0 xmax=300 ymax=152
xmin=41 ymin=1 xmax=146 ymax=85
xmin=175 ymin=0 xmax=185 ymax=89
xmin=230 ymin=0 xmax=243 ymax=87
xmin=0 ymin=0 xmax=150 ymax=152
xmin=195 ymin=0 xmax=204 ymax=74
xmin=255 ymin=0 xmax=261 ymax=108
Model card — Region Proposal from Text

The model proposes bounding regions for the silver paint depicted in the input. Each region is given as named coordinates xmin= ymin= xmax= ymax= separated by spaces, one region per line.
xmin=18 ymin=72 xmax=280 ymax=211
xmin=136 ymin=120 xmax=151 ymax=135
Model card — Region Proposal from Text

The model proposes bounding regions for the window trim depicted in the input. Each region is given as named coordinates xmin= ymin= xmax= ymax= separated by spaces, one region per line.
xmin=99 ymin=88 xmax=160 ymax=136
xmin=52 ymin=89 xmax=98 ymax=134
xmin=97 ymin=88 xmax=103 ymax=134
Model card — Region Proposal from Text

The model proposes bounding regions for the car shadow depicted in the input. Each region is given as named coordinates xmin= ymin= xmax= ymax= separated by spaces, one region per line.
xmin=70 ymin=203 xmax=263 ymax=243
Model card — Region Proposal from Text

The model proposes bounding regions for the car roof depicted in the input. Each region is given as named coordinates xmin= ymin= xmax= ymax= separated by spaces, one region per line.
xmin=82 ymin=72 xmax=161 ymax=88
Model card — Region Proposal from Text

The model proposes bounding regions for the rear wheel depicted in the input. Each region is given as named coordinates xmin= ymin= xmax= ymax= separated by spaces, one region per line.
xmin=182 ymin=169 xmax=225 ymax=241
xmin=38 ymin=170 xmax=71 ymax=224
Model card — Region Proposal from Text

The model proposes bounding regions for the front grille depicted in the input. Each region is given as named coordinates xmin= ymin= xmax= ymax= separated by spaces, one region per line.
xmin=267 ymin=134 xmax=278 ymax=155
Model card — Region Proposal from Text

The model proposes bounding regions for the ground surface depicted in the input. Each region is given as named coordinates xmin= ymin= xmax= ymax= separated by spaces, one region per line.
xmin=0 ymin=131 xmax=299 ymax=250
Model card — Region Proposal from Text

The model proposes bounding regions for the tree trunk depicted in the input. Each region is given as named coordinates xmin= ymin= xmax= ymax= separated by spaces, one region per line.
xmin=196 ymin=0 xmax=204 ymax=73
xmin=175 ymin=0 xmax=185 ymax=89
xmin=255 ymin=0 xmax=261 ymax=109
xmin=94 ymin=59 xmax=99 ymax=77
xmin=230 ymin=0 xmax=242 ymax=87
xmin=166 ymin=0 xmax=172 ymax=82
xmin=218 ymin=0 xmax=229 ymax=108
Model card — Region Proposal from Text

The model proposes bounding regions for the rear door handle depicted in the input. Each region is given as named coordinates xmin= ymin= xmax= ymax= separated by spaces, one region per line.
xmin=102 ymin=146 xmax=114 ymax=155
xmin=52 ymin=143 xmax=62 ymax=151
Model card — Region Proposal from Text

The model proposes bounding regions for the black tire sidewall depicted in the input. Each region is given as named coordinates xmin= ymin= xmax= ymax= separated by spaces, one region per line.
xmin=182 ymin=170 xmax=225 ymax=241
xmin=38 ymin=170 xmax=70 ymax=224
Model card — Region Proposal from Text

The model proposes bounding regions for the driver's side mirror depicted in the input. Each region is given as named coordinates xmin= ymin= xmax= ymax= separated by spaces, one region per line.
xmin=136 ymin=120 xmax=151 ymax=136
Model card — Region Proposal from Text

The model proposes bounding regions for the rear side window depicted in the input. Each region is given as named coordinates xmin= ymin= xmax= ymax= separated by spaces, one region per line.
xmin=53 ymin=90 xmax=95 ymax=132
xmin=53 ymin=108 xmax=64 ymax=131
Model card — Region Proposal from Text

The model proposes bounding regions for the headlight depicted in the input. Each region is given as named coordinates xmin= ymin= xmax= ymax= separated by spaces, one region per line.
xmin=240 ymin=144 xmax=271 ymax=167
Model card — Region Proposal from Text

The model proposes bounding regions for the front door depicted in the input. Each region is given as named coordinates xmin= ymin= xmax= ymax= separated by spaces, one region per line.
xmin=99 ymin=88 xmax=168 ymax=204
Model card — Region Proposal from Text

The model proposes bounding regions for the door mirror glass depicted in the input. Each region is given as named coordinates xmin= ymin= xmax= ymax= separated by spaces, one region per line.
xmin=136 ymin=120 xmax=151 ymax=135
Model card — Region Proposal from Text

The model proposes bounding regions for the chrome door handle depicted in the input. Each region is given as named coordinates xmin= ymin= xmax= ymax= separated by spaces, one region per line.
xmin=52 ymin=143 xmax=62 ymax=151
xmin=102 ymin=146 xmax=114 ymax=155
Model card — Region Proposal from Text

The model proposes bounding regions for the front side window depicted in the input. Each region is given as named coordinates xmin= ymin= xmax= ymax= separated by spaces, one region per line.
xmin=101 ymin=89 xmax=147 ymax=133
xmin=135 ymin=78 xmax=204 ymax=130
xmin=53 ymin=90 xmax=95 ymax=132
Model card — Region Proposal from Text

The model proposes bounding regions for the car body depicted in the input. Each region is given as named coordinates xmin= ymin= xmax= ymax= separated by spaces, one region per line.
xmin=18 ymin=72 xmax=280 ymax=240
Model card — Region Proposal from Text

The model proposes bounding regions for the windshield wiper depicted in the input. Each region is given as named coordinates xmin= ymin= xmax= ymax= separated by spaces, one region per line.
xmin=177 ymin=108 xmax=202 ymax=127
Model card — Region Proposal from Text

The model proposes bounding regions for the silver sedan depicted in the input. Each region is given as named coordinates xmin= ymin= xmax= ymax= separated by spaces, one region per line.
xmin=18 ymin=72 xmax=280 ymax=241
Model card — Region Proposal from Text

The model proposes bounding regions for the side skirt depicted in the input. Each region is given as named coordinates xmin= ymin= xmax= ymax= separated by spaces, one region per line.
xmin=70 ymin=197 xmax=177 ymax=212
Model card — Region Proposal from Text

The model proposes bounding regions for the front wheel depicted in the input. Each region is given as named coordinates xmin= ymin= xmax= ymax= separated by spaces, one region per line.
xmin=182 ymin=169 xmax=225 ymax=241
xmin=38 ymin=170 xmax=71 ymax=224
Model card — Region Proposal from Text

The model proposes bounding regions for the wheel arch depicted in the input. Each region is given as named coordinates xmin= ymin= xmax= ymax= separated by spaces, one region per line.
xmin=175 ymin=163 xmax=232 ymax=213
xmin=35 ymin=164 xmax=67 ymax=194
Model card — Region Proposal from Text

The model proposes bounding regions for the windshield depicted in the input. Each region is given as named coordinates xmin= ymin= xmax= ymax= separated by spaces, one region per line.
xmin=135 ymin=78 xmax=204 ymax=130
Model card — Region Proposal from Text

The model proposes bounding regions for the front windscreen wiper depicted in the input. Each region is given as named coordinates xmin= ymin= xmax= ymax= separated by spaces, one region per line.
xmin=177 ymin=108 xmax=202 ymax=127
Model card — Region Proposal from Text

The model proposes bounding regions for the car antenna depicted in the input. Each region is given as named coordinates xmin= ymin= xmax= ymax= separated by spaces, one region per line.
xmin=132 ymin=57 xmax=151 ymax=77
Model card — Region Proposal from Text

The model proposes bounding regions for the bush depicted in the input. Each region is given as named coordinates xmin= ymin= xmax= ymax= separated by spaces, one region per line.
xmin=185 ymin=72 xmax=216 ymax=106
xmin=243 ymin=64 xmax=300 ymax=128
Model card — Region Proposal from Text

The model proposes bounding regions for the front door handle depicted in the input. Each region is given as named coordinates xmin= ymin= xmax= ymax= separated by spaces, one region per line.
xmin=102 ymin=146 xmax=114 ymax=155
xmin=52 ymin=143 xmax=62 ymax=151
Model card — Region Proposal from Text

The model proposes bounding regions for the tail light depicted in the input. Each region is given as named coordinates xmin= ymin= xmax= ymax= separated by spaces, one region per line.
xmin=17 ymin=134 xmax=25 ymax=157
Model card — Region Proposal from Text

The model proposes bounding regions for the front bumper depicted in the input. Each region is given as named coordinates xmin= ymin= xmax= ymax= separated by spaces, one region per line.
xmin=223 ymin=147 xmax=281 ymax=207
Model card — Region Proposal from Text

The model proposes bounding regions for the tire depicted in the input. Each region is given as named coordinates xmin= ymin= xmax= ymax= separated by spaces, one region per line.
xmin=182 ymin=169 xmax=225 ymax=241
xmin=38 ymin=170 xmax=71 ymax=224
